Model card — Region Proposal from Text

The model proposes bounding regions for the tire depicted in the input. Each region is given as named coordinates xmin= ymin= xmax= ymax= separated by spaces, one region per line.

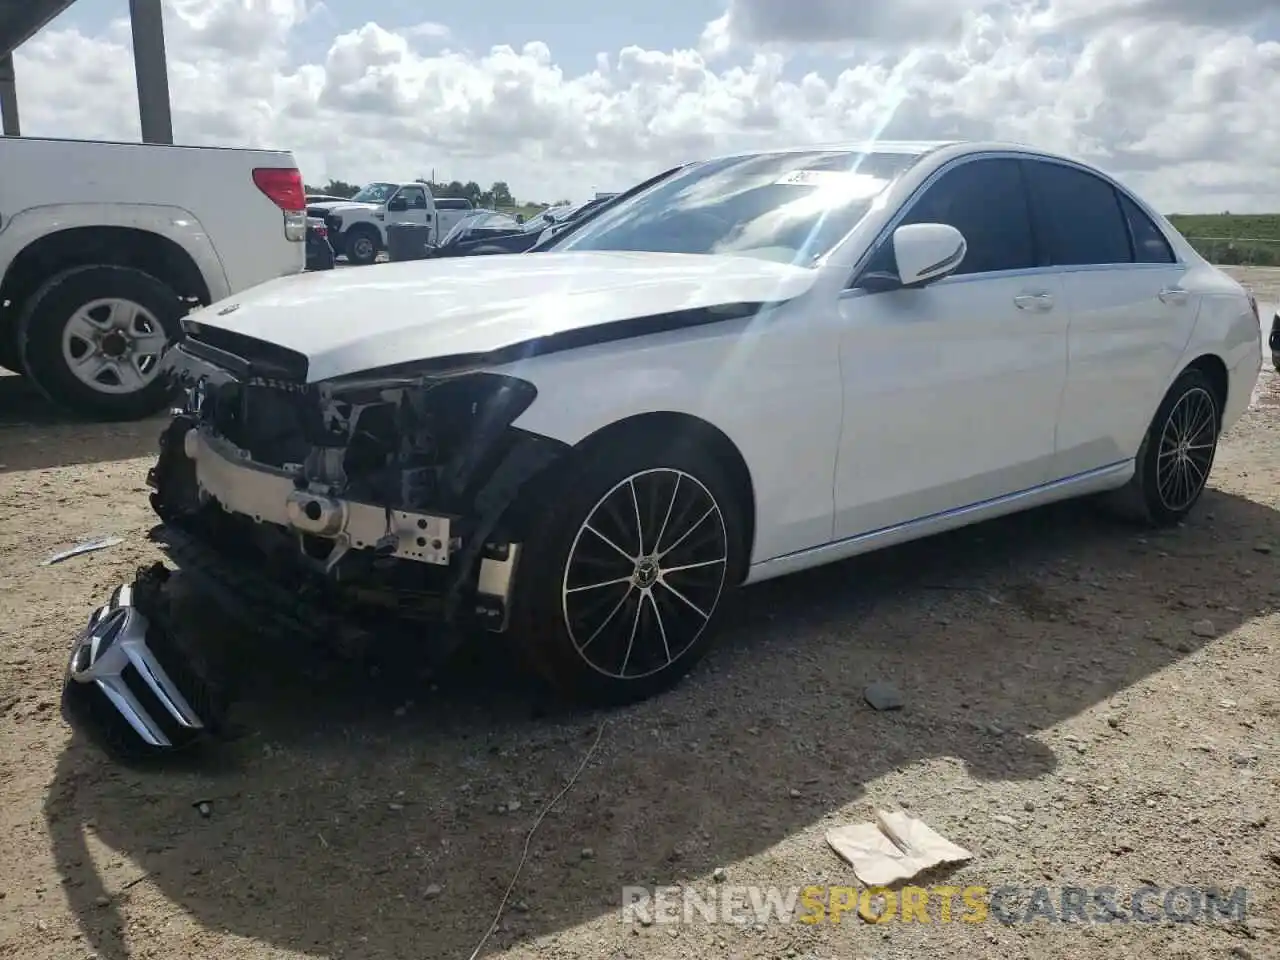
xmin=509 ymin=429 xmax=747 ymax=706
xmin=1114 ymin=367 xmax=1221 ymax=526
xmin=16 ymin=264 xmax=185 ymax=421
xmin=0 ymin=313 xmax=21 ymax=373
xmin=344 ymin=225 xmax=381 ymax=266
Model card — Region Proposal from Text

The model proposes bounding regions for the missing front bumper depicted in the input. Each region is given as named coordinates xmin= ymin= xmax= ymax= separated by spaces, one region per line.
xmin=182 ymin=426 xmax=457 ymax=568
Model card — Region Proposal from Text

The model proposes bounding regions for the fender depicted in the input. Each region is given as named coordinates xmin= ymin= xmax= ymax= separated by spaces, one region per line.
xmin=0 ymin=202 xmax=232 ymax=303
xmin=1173 ymin=290 xmax=1264 ymax=432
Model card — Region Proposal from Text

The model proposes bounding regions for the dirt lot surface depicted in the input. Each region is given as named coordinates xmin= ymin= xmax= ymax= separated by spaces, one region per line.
xmin=2 ymin=269 xmax=1278 ymax=960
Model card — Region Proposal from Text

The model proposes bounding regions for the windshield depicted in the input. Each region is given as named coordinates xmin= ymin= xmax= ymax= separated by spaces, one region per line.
xmin=350 ymin=182 xmax=399 ymax=204
xmin=442 ymin=213 xmax=520 ymax=245
xmin=556 ymin=150 xmax=922 ymax=266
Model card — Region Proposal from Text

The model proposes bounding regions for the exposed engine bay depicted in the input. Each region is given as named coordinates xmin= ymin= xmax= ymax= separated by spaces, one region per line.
xmin=146 ymin=332 xmax=569 ymax=646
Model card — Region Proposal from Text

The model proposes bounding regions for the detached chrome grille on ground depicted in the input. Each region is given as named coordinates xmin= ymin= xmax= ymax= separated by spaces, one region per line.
xmin=181 ymin=425 xmax=456 ymax=567
xmin=65 ymin=581 xmax=205 ymax=748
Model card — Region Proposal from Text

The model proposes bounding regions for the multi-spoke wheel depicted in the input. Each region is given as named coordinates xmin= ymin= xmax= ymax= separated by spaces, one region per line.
xmin=17 ymin=264 xmax=186 ymax=421
xmin=511 ymin=430 xmax=747 ymax=705
xmin=563 ymin=469 xmax=729 ymax=681
xmin=1123 ymin=367 xmax=1221 ymax=526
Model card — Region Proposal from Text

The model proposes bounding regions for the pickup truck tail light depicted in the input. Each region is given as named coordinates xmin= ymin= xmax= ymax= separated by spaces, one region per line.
xmin=252 ymin=167 xmax=307 ymax=242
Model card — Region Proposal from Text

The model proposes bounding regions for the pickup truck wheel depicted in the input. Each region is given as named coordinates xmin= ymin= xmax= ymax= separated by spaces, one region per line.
xmin=510 ymin=433 xmax=746 ymax=706
xmin=17 ymin=264 xmax=184 ymax=421
xmin=345 ymin=226 xmax=380 ymax=266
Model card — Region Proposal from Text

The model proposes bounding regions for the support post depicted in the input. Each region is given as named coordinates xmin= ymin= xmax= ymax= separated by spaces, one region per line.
xmin=0 ymin=53 xmax=19 ymax=137
xmin=129 ymin=0 xmax=173 ymax=144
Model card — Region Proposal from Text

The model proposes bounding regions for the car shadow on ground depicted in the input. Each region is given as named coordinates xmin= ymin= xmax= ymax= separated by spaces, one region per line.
xmin=43 ymin=488 xmax=1280 ymax=960
xmin=0 ymin=373 xmax=167 ymax=473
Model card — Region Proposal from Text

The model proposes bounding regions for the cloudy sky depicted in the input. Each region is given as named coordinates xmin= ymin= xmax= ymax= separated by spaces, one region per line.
xmin=10 ymin=0 xmax=1280 ymax=211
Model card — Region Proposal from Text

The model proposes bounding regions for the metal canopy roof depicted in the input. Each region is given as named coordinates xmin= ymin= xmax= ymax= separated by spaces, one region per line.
xmin=0 ymin=0 xmax=77 ymax=59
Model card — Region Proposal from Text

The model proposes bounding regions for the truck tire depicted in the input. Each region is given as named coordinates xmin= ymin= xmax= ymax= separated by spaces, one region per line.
xmin=17 ymin=264 xmax=185 ymax=421
xmin=344 ymin=225 xmax=381 ymax=266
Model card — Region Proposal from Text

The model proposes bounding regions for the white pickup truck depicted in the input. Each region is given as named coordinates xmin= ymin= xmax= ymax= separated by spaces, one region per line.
xmin=0 ymin=136 xmax=307 ymax=420
xmin=306 ymin=182 xmax=477 ymax=265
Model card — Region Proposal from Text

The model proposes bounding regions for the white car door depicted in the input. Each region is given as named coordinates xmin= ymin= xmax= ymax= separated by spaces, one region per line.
xmin=1020 ymin=158 xmax=1201 ymax=477
xmin=834 ymin=156 xmax=1069 ymax=540
xmin=389 ymin=185 xmax=430 ymax=227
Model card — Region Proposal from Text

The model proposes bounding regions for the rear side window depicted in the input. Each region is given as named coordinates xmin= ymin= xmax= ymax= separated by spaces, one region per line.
xmin=1022 ymin=160 xmax=1131 ymax=266
xmin=894 ymin=157 xmax=1036 ymax=275
xmin=1118 ymin=192 xmax=1176 ymax=263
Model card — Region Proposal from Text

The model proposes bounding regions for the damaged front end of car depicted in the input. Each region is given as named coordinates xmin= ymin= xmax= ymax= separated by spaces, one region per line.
xmin=62 ymin=323 xmax=570 ymax=760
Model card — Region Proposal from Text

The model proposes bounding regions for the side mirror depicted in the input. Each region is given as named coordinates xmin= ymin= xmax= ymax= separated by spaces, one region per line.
xmin=892 ymin=222 xmax=967 ymax=288
xmin=387 ymin=197 xmax=408 ymax=212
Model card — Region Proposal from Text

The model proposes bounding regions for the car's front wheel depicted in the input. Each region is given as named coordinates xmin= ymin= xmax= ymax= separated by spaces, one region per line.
xmin=511 ymin=431 xmax=747 ymax=706
xmin=344 ymin=225 xmax=381 ymax=266
xmin=1124 ymin=367 xmax=1221 ymax=526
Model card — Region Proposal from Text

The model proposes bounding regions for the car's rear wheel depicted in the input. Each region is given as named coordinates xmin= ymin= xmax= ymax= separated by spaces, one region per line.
xmin=1119 ymin=367 xmax=1221 ymax=526
xmin=511 ymin=432 xmax=746 ymax=706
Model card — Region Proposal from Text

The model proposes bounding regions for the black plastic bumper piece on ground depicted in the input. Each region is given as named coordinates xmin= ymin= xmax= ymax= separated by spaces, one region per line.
xmin=149 ymin=521 xmax=469 ymax=669
xmin=61 ymin=563 xmax=228 ymax=763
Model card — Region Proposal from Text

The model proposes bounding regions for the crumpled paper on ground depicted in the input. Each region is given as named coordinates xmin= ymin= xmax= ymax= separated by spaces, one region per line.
xmin=826 ymin=809 xmax=973 ymax=887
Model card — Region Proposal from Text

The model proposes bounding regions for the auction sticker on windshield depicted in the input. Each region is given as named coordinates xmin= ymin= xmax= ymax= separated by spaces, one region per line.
xmin=774 ymin=169 xmax=888 ymax=197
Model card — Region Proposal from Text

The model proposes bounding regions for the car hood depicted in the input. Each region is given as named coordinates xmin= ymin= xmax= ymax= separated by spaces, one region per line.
xmin=183 ymin=250 xmax=818 ymax=383
xmin=319 ymin=202 xmax=379 ymax=217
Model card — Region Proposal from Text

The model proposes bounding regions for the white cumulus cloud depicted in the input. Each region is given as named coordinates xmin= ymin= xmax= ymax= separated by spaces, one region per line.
xmin=7 ymin=0 xmax=1280 ymax=212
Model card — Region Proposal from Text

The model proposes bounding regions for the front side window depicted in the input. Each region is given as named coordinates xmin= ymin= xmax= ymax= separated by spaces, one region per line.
xmin=1022 ymin=160 xmax=1131 ymax=266
xmin=865 ymin=157 xmax=1036 ymax=278
xmin=556 ymin=150 xmax=924 ymax=267
xmin=397 ymin=187 xmax=427 ymax=209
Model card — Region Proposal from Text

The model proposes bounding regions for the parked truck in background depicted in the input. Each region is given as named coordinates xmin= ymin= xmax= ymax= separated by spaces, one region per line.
xmin=0 ymin=136 xmax=307 ymax=420
xmin=306 ymin=182 xmax=476 ymax=265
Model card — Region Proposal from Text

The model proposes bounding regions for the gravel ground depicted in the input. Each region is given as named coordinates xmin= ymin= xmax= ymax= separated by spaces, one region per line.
xmin=1 ymin=268 xmax=1278 ymax=960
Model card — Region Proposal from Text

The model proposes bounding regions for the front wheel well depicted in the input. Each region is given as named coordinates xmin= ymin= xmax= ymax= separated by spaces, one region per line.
xmin=547 ymin=412 xmax=758 ymax=583
xmin=1 ymin=226 xmax=211 ymax=325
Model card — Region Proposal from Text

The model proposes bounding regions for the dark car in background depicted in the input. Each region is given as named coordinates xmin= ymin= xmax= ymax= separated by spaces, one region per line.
xmin=305 ymin=217 xmax=335 ymax=270
xmin=428 ymin=211 xmax=529 ymax=257
xmin=427 ymin=165 xmax=694 ymax=260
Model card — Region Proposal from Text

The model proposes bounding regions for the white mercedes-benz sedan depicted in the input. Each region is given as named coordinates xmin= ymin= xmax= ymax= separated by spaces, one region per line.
xmin=63 ymin=140 xmax=1265 ymax=753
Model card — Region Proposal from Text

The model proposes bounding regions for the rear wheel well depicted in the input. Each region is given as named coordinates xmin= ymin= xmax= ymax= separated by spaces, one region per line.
xmin=522 ymin=412 xmax=758 ymax=583
xmin=1182 ymin=354 xmax=1228 ymax=424
xmin=1 ymin=227 xmax=210 ymax=337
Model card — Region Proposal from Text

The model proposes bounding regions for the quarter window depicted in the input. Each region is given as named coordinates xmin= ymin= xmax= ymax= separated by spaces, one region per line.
xmin=890 ymin=158 xmax=1037 ymax=276
xmin=1022 ymin=160 xmax=1131 ymax=266
xmin=1118 ymin=192 xmax=1176 ymax=264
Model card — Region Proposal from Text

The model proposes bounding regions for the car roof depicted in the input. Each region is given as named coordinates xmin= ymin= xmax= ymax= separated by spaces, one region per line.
xmin=698 ymin=139 xmax=1094 ymax=168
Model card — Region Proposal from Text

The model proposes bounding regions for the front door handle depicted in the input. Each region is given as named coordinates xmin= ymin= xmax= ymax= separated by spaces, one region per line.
xmin=1159 ymin=286 xmax=1190 ymax=305
xmin=1014 ymin=292 xmax=1054 ymax=311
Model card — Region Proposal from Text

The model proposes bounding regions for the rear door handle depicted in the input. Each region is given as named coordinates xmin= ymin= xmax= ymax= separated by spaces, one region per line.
xmin=1014 ymin=292 xmax=1054 ymax=311
xmin=1159 ymin=286 xmax=1190 ymax=305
